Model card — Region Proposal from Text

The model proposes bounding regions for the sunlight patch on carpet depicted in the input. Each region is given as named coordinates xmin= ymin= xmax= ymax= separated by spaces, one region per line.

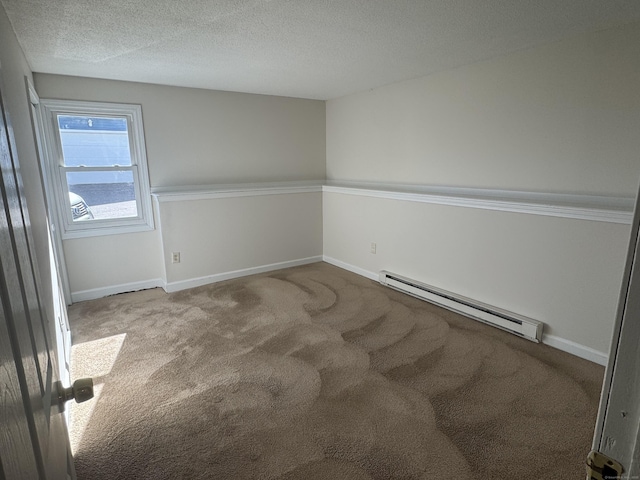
xmin=69 ymin=333 xmax=126 ymax=453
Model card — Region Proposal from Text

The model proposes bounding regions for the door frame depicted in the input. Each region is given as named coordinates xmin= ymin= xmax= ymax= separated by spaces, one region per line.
xmin=591 ymin=177 xmax=640 ymax=476
xmin=25 ymin=78 xmax=73 ymax=306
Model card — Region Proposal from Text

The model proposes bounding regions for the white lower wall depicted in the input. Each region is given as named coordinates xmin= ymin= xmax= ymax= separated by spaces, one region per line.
xmin=323 ymin=191 xmax=630 ymax=357
xmin=65 ymin=225 xmax=163 ymax=302
xmin=156 ymin=189 xmax=323 ymax=289
xmin=67 ymin=186 xmax=324 ymax=301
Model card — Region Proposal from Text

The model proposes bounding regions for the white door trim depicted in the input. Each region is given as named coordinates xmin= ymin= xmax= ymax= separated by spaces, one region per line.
xmin=592 ymin=176 xmax=640 ymax=476
xmin=26 ymin=77 xmax=73 ymax=305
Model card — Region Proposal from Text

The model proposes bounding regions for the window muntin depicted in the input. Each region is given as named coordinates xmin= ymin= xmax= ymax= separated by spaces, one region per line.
xmin=40 ymin=100 xmax=153 ymax=238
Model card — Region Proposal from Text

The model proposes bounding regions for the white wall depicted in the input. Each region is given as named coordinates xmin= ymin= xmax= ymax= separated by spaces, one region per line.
xmin=33 ymin=75 xmax=326 ymax=298
xmin=157 ymin=191 xmax=323 ymax=290
xmin=323 ymin=193 xmax=629 ymax=356
xmin=325 ymin=22 xmax=640 ymax=357
xmin=327 ymin=22 xmax=640 ymax=196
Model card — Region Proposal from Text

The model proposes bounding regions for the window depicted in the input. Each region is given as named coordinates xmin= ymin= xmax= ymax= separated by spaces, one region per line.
xmin=40 ymin=100 xmax=154 ymax=238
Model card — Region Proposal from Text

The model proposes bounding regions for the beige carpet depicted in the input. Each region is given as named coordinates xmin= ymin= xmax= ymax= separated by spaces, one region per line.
xmin=68 ymin=262 xmax=603 ymax=479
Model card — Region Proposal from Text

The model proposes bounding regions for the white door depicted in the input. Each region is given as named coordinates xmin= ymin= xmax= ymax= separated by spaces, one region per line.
xmin=0 ymin=67 xmax=74 ymax=478
xmin=591 ymin=177 xmax=640 ymax=478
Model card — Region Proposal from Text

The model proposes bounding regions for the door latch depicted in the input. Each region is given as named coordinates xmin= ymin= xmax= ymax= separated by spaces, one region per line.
xmin=586 ymin=450 xmax=624 ymax=480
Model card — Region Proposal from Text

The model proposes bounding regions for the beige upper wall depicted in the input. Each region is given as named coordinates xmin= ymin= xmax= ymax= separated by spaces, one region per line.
xmin=327 ymin=21 xmax=640 ymax=196
xmin=34 ymin=74 xmax=326 ymax=187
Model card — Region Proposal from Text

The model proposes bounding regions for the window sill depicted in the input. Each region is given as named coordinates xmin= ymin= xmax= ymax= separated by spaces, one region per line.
xmin=60 ymin=221 xmax=155 ymax=240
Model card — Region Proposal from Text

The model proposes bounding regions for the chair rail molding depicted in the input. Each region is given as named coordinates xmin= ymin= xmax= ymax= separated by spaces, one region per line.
xmin=323 ymin=181 xmax=634 ymax=225
xmin=152 ymin=180 xmax=323 ymax=202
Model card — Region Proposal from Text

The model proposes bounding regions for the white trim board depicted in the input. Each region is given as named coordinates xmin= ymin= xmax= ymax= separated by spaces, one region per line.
xmin=323 ymin=182 xmax=634 ymax=224
xmin=152 ymin=181 xmax=323 ymax=203
xmin=542 ymin=333 xmax=608 ymax=366
xmin=322 ymin=255 xmax=378 ymax=281
xmin=322 ymin=256 xmax=608 ymax=365
xmin=71 ymin=278 xmax=165 ymax=303
xmin=164 ymin=256 xmax=323 ymax=293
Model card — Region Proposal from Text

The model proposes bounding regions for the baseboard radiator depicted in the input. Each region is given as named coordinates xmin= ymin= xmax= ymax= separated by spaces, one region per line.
xmin=379 ymin=271 xmax=543 ymax=343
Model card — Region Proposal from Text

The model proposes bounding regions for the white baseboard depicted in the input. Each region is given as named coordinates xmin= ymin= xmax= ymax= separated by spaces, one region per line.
xmin=164 ymin=256 xmax=323 ymax=293
xmin=71 ymin=278 xmax=165 ymax=303
xmin=322 ymin=255 xmax=378 ymax=281
xmin=542 ymin=333 xmax=608 ymax=366
xmin=322 ymin=256 xmax=609 ymax=366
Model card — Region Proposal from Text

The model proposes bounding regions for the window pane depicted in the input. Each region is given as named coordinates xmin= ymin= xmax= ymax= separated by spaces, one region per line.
xmin=66 ymin=170 xmax=138 ymax=221
xmin=43 ymin=100 xmax=154 ymax=238
xmin=57 ymin=115 xmax=132 ymax=166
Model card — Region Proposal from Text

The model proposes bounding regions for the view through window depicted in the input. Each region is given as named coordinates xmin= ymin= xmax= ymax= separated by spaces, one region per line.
xmin=40 ymin=100 xmax=153 ymax=238
xmin=57 ymin=115 xmax=137 ymax=221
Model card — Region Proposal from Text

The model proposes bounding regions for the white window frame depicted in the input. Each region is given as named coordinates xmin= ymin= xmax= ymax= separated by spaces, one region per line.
xmin=39 ymin=99 xmax=154 ymax=239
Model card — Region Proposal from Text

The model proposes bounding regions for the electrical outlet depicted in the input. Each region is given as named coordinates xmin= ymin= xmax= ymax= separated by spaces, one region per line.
xmin=171 ymin=252 xmax=181 ymax=264
xmin=370 ymin=242 xmax=377 ymax=254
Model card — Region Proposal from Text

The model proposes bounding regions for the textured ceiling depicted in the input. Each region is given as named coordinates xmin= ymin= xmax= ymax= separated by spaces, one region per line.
xmin=3 ymin=0 xmax=640 ymax=100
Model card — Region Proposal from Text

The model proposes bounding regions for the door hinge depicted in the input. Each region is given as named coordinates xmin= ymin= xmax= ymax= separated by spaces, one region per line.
xmin=586 ymin=450 xmax=624 ymax=480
